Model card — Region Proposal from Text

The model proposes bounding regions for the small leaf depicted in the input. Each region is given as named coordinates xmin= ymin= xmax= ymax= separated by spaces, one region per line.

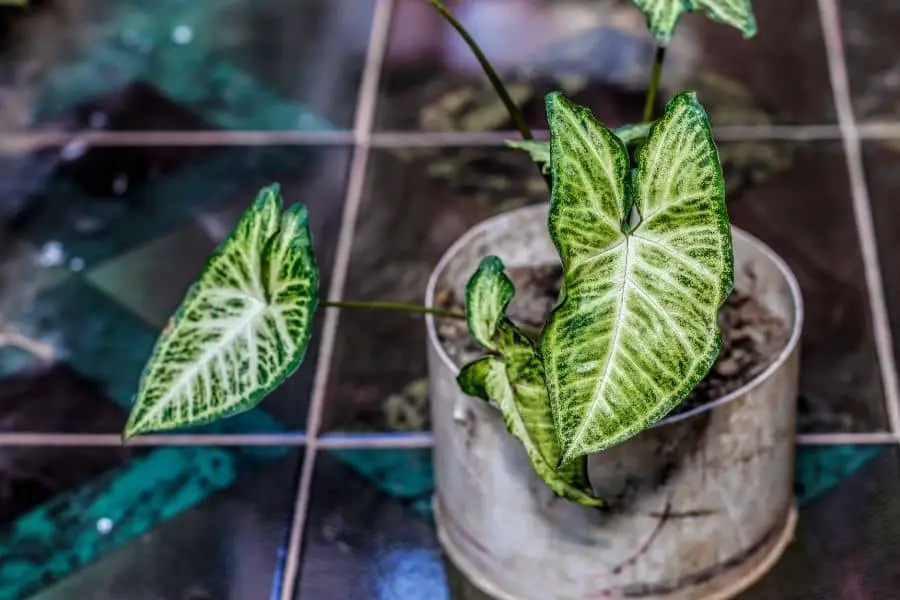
xmin=629 ymin=0 xmax=757 ymax=45
xmin=465 ymin=256 xmax=514 ymax=350
xmin=123 ymin=184 xmax=319 ymax=439
xmin=458 ymin=257 xmax=604 ymax=507
xmin=457 ymin=356 xmax=495 ymax=403
xmin=505 ymin=123 xmax=652 ymax=174
xmin=612 ymin=122 xmax=653 ymax=146
xmin=505 ymin=140 xmax=550 ymax=174
xmin=542 ymin=92 xmax=733 ymax=464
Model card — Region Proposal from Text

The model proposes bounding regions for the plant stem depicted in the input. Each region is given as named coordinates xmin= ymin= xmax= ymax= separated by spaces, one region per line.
xmin=320 ymin=299 xmax=466 ymax=320
xmin=642 ymin=46 xmax=666 ymax=123
xmin=426 ymin=0 xmax=552 ymax=191
xmin=427 ymin=0 xmax=533 ymax=141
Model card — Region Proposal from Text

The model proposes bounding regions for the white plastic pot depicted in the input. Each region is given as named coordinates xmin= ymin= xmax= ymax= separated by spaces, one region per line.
xmin=425 ymin=204 xmax=803 ymax=600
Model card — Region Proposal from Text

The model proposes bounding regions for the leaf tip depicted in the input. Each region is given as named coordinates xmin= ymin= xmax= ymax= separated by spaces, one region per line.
xmin=478 ymin=255 xmax=505 ymax=273
xmin=544 ymin=91 xmax=573 ymax=123
xmin=255 ymin=182 xmax=284 ymax=212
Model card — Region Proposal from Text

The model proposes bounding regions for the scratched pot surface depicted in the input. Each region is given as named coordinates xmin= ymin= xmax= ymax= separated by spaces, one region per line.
xmin=2 ymin=0 xmax=900 ymax=598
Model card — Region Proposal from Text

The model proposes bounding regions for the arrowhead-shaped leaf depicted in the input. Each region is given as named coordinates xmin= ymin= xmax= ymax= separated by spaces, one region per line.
xmin=505 ymin=123 xmax=652 ymax=174
xmin=458 ymin=257 xmax=604 ymax=507
xmin=629 ymin=0 xmax=757 ymax=45
xmin=123 ymin=184 xmax=319 ymax=439
xmin=541 ymin=92 xmax=733 ymax=464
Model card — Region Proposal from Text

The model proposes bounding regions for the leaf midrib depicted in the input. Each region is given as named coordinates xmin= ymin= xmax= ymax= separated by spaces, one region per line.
xmin=566 ymin=237 xmax=631 ymax=456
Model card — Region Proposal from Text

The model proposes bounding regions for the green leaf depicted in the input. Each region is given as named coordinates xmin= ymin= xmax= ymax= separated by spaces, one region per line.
xmin=629 ymin=0 xmax=757 ymax=45
xmin=612 ymin=122 xmax=653 ymax=146
xmin=123 ymin=184 xmax=319 ymax=439
xmin=458 ymin=258 xmax=604 ymax=507
xmin=505 ymin=123 xmax=652 ymax=174
xmin=542 ymin=91 xmax=733 ymax=464
xmin=504 ymin=140 xmax=550 ymax=174
xmin=464 ymin=255 xmax=515 ymax=350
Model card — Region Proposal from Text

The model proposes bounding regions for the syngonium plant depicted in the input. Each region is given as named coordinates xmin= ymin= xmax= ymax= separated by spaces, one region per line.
xmin=123 ymin=0 xmax=754 ymax=507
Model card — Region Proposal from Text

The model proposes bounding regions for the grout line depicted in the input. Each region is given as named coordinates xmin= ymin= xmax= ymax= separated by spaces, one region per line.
xmin=10 ymin=123 xmax=896 ymax=154
xmin=796 ymin=432 xmax=898 ymax=445
xmin=0 ymin=130 xmax=355 ymax=152
xmin=0 ymin=433 xmax=309 ymax=447
xmin=858 ymin=122 xmax=900 ymax=139
xmin=817 ymin=0 xmax=900 ymax=436
xmin=0 ymin=429 xmax=892 ymax=448
xmin=712 ymin=124 xmax=842 ymax=141
xmin=276 ymin=1 xmax=395 ymax=598
xmin=317 ymin=431 xmax=434 ymax=448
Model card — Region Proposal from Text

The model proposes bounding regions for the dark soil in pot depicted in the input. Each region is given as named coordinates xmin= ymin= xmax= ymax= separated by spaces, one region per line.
xmin=435 ymin=264 xmax=790 ymax=417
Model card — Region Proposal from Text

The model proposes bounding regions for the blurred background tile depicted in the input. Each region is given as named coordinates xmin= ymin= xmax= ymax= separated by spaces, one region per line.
xmin=739 ymin=445 xmax=900 ymax=599
xmin=861 ymin=140 xmax=900 ymax=413
xmin=725 ymin=140 xmax=888 ymax=434
xmin=839 ymin=0 xmax=900 ymax=122
xmin=0 ymin=145 xmax=351 ymax=433
xmin=0 ymin=0 xmax=374 ymax=132
xmin=291 ymin=444 xmax=897 ymax=599
xmin=320 ymin=146 xmax=547 ymax=434
xmin=0 ymin=445 xmax=301 ymax=600
xmin=295 ymin=448 xmax=443 ymax=600
xmin=377 ymin=0 xmax=834 ymax=133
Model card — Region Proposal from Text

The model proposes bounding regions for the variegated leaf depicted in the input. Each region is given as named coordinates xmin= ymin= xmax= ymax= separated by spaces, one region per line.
xmin=458 ymin=257 xmax=604 ymax=507
xmin=541 ymin=92 xmax=733 ymax=464
xmin=464 ymin=256 xmax=515 ymax=350
xmin=505 ymin=123 xmax=653 ymax=174
xmin=630 ymin=0 xmax=757 ymax=45
xmin=123 ymin=184 xmax=319 ymax=439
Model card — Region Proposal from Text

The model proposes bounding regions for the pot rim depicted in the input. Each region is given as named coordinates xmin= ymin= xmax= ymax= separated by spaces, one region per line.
xmin=424 ymin=203 xmax=805 ymax=429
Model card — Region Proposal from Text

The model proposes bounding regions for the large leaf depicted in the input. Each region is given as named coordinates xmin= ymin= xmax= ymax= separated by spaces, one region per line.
xmin=458 ymin=257 xmax=604 ymax=507
xmin=505 ymin=123 xmax=652 ymax=174
xmin=629 ymin=0 xmax=757 ymax=45
xmin=123 ymin=184 xmax=319 ymax=439
xmin=541 ymin=91 xmax=733 ymax=464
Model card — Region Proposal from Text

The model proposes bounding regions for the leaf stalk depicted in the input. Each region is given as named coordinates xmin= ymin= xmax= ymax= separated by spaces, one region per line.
xmin=426 ymin=0 xmax=552 ymax=191
xmin=642 ymin=46 xmax=667 ymax=123
xmin=320 ymin=299 xmax=466 ymax=320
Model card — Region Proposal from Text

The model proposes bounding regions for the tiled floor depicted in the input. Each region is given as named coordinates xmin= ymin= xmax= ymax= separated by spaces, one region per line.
xmin=1 ymin=0 xmax=900 ymax=598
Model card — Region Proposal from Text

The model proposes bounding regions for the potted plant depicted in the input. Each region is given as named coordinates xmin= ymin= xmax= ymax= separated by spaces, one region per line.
xmin=122 ymin=0 xmax=804 ymax=598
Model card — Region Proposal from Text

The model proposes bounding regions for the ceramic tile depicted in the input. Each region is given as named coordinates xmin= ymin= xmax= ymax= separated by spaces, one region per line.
xmin=861 ymin=140 xmax=900 ymax=409
xmin=839 ymin=0 xmax=900 ymax=122
xmin=725 ymin=140 xmax=887 ymax=433
xmin=376 ymin=0 xmax=834 ymax=133
xmin=3 ymin=145 xmax=347 ymax=270
xmin=320 ymin=146 xmax=547 ymax=433
xmin=322 ymin=139 xmax=886 ymax=434
xmin=4 ymin=446 xmax=301 ymax=600
xmin=0 ymin=0 xmax=374 ymax=132
xmin=0 ymin=145 xmax=350 ymax=433
xmin=738 ymin=445 xmax=900 ymax=599
xmin=293 ymin=445 xmax=897 ymax=600
xmin=295 ymin=449 xmax=443 ymax=600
